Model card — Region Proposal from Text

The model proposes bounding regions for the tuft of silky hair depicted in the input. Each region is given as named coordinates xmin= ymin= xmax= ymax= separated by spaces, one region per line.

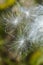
xmin=1 ymin=5 xmax=43 ymax=62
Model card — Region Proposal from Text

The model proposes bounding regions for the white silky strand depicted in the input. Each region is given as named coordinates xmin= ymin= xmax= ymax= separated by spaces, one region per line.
xmin=2 ymin=5 xmax=43 ymax=61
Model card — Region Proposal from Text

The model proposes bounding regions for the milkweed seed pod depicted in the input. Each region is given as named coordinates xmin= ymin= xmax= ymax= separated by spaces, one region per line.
xmin=0 ymin=0 xmax=43 ymax=65
xmin=1 ymin=4 xmax=43 ymax=63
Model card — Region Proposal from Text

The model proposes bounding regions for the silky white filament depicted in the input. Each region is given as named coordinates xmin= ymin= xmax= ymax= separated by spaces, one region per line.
xmin=18 ymin=38 xmax=25 ymax=48
xmin=19 ymin=7 xmax=30 ymax=17
xmin=3 ymin=5 xmax=43 ymax=60
xmin=26 ymin=5 xmax=43 ymax=46
xmin=11 ymin=16 xmax=23 ymax=26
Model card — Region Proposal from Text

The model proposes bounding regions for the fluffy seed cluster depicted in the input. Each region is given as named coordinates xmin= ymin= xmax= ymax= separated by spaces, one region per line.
xmin=1 ymin=5 xmax=43 ymax=61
